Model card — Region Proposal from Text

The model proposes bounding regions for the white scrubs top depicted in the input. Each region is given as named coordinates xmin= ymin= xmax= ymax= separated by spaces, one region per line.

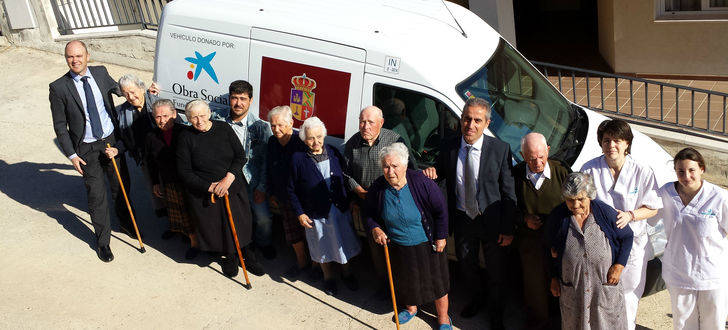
xmin=658 ymin=181 xmax=728 ymax=291
xmin=580 ymin=155 xmax=663 ymax=238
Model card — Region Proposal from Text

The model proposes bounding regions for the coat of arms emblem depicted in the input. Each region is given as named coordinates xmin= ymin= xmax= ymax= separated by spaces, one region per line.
xmin=290 ymin=73 xmax=317 ymax=121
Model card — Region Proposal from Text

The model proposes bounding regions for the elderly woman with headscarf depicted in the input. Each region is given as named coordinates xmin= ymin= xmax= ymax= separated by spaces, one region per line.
xmin=364 ymin=142 xmax=451 ymax=329
xmin=176 ymin=99 xmax=262 ymax=278
xmin=287 ymin=117 xmax=361 ymax=296
xmin=104 ymin=74 xmax=166 ymax=223
xmin=547 ymin=172 xmax=633 ymax=330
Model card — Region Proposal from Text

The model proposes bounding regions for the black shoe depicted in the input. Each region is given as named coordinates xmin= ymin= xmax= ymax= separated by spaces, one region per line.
xmin=307 ymin=265 xmax=323 ymax=282
xmin=342 ymin=274 xmax=359 ymax=291
xmin=120 ymin=225 xmax=144 ymax=239
xmin=261 ymin=245 xmax=277 ymax=260
xmin=242 ymin=248 xmax=265 ymax=276
xmin=221 ymin=255 xmax=239 ymax=277
xmin=155 ymin=208 xmax=168 ymax=218
xmin=323 ymin=279 xmax=338 ymax=296
xmin=245 ymin=259 xmax=265 ymax=276
xmin=185 ymin=247 xmax=200 ymax=260
xmin=161 ymin=230 xmax=175 ymax=240
xmin=96 ymin=245 xmax=114 ymax=262
xmin=283 ymin=264 xmax=309 ymax=279
xmin=460 ymin=300 xmax=482 ymax=319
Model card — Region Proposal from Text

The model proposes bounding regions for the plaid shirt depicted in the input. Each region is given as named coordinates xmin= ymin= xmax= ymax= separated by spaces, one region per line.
xmin=343 ymin=128 xmax=412 ymax=192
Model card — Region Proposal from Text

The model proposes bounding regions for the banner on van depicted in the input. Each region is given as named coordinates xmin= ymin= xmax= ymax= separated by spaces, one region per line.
xmin=260 ymin=57 xmax=350 ymax=138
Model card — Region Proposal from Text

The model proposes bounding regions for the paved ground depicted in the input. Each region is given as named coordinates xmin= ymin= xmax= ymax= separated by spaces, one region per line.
xmin=0 ymin=45 xmax=678 ymax=329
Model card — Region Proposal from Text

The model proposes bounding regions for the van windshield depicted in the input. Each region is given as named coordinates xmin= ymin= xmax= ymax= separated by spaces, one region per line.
xmin=456 ymin=39 xmax=584 ymax=164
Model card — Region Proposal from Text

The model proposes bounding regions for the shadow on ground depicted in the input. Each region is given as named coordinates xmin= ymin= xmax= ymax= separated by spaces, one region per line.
xmin=0 ymin=157 xmax=523 ymax=329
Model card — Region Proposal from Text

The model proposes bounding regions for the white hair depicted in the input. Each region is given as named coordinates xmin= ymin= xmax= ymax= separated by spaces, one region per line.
xmin=379 ymin=142 xmax=409 ymax=167
xmin=360 ymin=106 xmax=384 ymax=120
xmin=520 ymin=132 xmax=548 ymax=150
xmin=299 ymin=117 xmax=327 ymax=141
xmin=118 ymin=74 xmax=146 ymax=91
xmin=185 ymin=99 xmax=210 ymax=118
xmin=562 ymin=172 xmax=597 ymax=200
xmin=268 ymin=105 xmax=294 ymax=125
xmin=152 ymin=99 xmax=175 ymax=114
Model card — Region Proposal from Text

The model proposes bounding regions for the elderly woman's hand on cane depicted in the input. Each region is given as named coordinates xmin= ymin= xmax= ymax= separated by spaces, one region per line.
xmin=213 ymin=172 xmax=235 ymax=197
xmin=372 ymin=227 xmax=389 ymax=245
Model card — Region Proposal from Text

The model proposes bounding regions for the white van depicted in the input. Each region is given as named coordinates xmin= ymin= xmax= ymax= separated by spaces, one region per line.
xmin=153 ymin=0 xmax=674 ymax=288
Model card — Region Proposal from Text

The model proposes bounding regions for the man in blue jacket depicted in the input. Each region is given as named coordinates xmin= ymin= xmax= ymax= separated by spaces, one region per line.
xmin=225 ymin=80 xmax=272 ymax=275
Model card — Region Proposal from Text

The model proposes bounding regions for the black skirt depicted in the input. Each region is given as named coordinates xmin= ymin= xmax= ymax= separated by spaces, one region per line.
xmin=389 ymin=241 xmax=450 ymax=306
xmin=185 ymin=187 xmax=252 ymax=255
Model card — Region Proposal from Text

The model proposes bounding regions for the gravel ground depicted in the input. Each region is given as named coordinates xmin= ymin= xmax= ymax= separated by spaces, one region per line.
xmin=0 ymin=45 xmax=680 ymax=329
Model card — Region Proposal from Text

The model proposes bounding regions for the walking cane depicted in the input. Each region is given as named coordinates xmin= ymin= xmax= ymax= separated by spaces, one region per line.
xmin=106 ymin=143 xmax=145 ymax=253
xmin=384 ymin=244 xmax=400 ymax=330
xmin=211 ymin=193 xmax=251 ymax=289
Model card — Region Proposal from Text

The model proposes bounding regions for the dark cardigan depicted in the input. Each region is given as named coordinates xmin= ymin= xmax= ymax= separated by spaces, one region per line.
xmin=546 ymin=199 xmax=633 ymax=279
xmin=145 ymin=123 xmax=184 ymax=185
xmin=176 ymin=121 xmax=246 ymax=196
xmin=287 ymin=144 xmax=348 ymax=218
xmin=512 ymin=159 xmax=571 ymax=228
xmin=266 ymin=134 xmax=306 ymax=202
xmin=364 ymin=170 xmax=448 ymax=244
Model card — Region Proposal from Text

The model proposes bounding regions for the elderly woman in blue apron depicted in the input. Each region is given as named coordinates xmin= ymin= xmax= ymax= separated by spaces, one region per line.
xmin=287 ymin=117 xmax=361 ymax=296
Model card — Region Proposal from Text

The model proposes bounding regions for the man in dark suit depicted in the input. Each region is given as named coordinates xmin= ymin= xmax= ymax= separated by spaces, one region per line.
xmin=49 ymin=40 xmax=132 ymax=262
xmin=424 ymin=97 xmax=517 ymax=328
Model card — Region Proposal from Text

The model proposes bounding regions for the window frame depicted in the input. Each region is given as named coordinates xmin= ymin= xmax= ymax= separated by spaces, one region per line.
xmin=656 ymin=0 xmax=728 ymax=20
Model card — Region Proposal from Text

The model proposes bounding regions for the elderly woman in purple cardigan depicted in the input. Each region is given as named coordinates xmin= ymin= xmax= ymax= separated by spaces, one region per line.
xmin=364 ymin=142 xmax=451 ymax=330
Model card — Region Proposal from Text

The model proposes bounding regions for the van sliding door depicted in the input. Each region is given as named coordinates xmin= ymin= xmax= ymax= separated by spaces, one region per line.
xmin=249 ymin=28 xmax=365 ymax=141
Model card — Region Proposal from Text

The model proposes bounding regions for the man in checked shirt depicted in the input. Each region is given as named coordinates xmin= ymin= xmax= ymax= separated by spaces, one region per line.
xmin=344 ymin=105 xmax=415 ymax=298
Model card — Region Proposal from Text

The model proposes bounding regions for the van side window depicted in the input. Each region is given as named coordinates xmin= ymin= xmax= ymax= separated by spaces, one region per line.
xmin=373 ymin=84 xmax=460 ymax=169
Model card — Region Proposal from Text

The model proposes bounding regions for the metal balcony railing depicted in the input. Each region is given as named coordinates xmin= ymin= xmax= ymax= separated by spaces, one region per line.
xmin=532 ymin=61 xmax=728 ymax=137
xmin=51 ymin=0 xmax=169 ymax=34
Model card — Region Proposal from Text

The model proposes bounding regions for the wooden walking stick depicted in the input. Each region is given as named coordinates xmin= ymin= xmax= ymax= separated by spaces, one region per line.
xmin=211 ymin=193 xmax=251 ymax=289
xmin=106 ymin=143 xmax=145 ymax=253
xmin=384 ymin=244 xmax=400 ymax=330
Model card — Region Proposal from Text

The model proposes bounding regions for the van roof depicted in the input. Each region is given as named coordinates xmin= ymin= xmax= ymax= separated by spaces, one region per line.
xmin=161 ymin=0 xmax=502 ymax=108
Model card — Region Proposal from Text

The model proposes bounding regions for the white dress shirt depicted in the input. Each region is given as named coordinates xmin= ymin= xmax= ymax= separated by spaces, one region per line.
xmin=227 ymin=112 xmax=249 ymax=149
xmin=526 ymin=161 xmax=551 ymax=190
xmin=71 ymin=70 xmax=114 ymax=143
xmin=455 ymin=134 xmax=484 ymax=212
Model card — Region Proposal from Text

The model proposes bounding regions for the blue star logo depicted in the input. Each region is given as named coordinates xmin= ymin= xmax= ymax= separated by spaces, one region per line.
xmin=185 ymin=51 xmax=219 ymax=84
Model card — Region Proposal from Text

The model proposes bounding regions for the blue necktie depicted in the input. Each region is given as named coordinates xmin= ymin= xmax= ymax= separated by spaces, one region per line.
xmin=81 ymin=76 xmax=104 ymax=139
xmin=464 ymin=145 xmax=479 ymax=219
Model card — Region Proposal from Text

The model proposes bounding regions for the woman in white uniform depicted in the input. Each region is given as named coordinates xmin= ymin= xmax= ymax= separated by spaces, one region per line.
xmin=580 ymin=119 xmax=662 ymax=330
xmin=655 ymin=148 xmax=728 ymax=330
